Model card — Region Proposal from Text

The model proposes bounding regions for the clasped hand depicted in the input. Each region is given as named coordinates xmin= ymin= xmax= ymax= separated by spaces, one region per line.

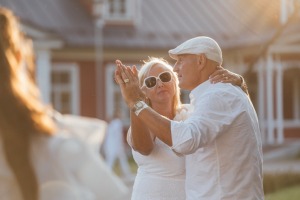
xmin=114 ymin=60 xmax=145 ymax=109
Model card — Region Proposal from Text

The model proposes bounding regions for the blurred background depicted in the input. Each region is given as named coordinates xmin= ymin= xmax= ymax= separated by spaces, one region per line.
xmin=1 ymin=0 xmax=300 ymax=199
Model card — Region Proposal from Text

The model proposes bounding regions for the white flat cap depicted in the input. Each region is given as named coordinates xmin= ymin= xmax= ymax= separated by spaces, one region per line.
xmin=169 ymin=36 xmax=223 ymax=65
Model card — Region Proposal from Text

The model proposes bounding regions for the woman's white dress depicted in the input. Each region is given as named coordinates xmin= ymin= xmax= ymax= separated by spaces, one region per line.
xmin=0 ymin=114 xmax=128 ymax=200
xmin=128 ymin=105 xmax=190 ymax=200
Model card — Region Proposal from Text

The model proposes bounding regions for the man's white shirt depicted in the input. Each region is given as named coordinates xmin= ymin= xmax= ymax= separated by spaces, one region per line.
xmin=171 ymin=80 xmax=264 ymax=200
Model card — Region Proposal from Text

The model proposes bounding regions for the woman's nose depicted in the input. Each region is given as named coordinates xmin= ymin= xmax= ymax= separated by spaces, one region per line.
xmin=156 ymin=79 xmax=164 ymax=87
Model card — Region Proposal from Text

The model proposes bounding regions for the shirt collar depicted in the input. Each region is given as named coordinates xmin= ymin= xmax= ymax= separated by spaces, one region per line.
xmin=189 ymin=80 xmax=212 ymax=105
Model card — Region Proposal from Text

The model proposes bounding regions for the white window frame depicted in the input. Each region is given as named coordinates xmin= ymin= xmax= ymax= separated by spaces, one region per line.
xmin=282 ymin=61 xmax=300 ymax=128
xmin=103 ymin=0 xmax=140 ymax=25
xmin=106 ymin=63 xmax=130 ymax=125
xmin=280 ymin=0 xmax=297 ymax=24
xmin=51 ymin=63 xmax=80 ymax=115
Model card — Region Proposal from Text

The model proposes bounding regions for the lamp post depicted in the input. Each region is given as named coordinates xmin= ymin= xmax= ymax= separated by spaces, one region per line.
xmin=94 ymin=0 xmax=105 ymax=119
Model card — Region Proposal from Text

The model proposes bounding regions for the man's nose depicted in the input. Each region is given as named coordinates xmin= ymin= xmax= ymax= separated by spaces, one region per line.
xmin=173 ymin=63 xmax=179 ymax=72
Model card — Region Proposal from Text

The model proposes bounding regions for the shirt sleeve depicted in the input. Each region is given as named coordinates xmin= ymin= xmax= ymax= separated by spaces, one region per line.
xmin=171 ymin=91 xmax=243 ymax=155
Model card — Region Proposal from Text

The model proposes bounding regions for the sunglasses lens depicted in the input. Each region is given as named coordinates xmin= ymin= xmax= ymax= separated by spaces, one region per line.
xmin=159 ymin=72 xmax=171 ymax=82
xmin=145 ymin=77 xmax=157 ymax=88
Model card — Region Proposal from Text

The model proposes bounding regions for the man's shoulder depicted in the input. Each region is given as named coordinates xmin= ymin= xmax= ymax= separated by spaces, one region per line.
xmin=211 ymin=83 xmax=246 ymax=97
xmin=195 ymin=83 xmax=248 ymax=107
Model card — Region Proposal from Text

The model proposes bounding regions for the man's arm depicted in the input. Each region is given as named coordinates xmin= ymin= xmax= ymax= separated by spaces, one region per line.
xmin=171 ymin=92 xmax=238 ymax=154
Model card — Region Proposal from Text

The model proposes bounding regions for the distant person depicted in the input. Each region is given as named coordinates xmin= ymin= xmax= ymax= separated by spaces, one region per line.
xmin=103 ymin=112 xmax=134 ymax=180
xmin=0 ymin=6 xmax=127 ymax=200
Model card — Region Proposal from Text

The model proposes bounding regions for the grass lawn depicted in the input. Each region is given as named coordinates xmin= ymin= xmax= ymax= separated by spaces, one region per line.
xmin=112 ymin=154 xmax=300 ymax=200
xmin=265 ymin=184 xmax=300 ymax=200
xmin=113 ymin=156 xmax=138 ymax=177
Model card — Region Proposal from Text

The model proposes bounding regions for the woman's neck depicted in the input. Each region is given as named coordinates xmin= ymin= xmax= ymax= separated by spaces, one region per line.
xmin=152 ymin=103 xmax=174 ymax=119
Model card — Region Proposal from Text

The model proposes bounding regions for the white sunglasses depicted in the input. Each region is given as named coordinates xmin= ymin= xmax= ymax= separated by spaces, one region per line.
xmin=142 ymin=71 xmax=172 ymax=89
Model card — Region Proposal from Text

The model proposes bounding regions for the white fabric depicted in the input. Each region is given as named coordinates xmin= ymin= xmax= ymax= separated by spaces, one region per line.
xmin=171 ymin=80 xmax=264 ymax=200
xmin=128 ymin=105 xmax=189 ymax=200
xmin=168 ymin=36 xmax=223 ymax=64
xmin=0 ymin=115 xmax=128 ymax=200
xmin=54 ymin=112 xmax=107 ymax=152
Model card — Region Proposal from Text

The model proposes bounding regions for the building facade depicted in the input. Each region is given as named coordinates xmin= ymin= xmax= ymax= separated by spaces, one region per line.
xmin=1 ymin=0 xmax=299 ymax=144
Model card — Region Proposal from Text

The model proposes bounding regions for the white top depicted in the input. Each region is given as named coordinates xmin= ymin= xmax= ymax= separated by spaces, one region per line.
xmin=0 ymin=115 xmax=128 ymax=200
xmin=171 ymin=80 xmax=264 ymax=200
xmin=127 ymin=105 xmax=189 ymax=200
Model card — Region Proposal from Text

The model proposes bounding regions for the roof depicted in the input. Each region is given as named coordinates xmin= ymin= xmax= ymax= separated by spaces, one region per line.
xmin=1 ymin=0 xmax=299 ymax=50
xmin=0 ymin=0 xmax=95 ymax=47
xmin=103 ymin=0 xmax=282 ymax=49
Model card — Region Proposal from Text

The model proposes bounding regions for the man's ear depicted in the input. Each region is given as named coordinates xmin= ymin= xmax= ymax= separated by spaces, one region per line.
xmin=197 ymin=54 xmax=207 ymax=71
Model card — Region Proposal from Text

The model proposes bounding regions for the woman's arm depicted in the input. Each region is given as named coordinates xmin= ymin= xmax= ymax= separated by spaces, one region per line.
xmin=128 ymin=111 xmax=155 ymax=155
xmin=209 ymin=66 xmax=249 ymax=95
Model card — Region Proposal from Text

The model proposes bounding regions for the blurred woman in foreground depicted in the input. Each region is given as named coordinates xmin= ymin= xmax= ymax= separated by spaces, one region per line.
xmin=0 ymin=6 xmax=127 ymax=200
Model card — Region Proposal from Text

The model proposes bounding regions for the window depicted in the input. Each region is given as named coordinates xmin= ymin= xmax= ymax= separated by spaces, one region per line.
xmin=108 ymin=0 xmax=126 ymax=16
xmin=51 ymin=64 xmax=80 ymax=115
xmin=106 ymin=63 xmax=130 ymax=125
xmin=283 ymin=67 xmax=300 ymax=120
xmin=103 ymin=0 xmax=140 ymax=25
xmin=280 ymin=0 xmax=298 ymax=23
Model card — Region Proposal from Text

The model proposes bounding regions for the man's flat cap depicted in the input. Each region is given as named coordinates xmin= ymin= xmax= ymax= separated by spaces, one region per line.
xmin=169 ymin=36 xmax=223 ymax=65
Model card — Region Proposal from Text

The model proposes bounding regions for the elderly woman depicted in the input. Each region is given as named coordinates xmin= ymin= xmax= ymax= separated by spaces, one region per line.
xmin=116 ymin=57 xmax=246 ymax=200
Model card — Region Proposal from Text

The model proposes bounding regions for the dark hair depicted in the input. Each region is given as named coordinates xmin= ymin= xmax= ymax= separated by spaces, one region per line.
xmin=0 ymin=7 xmax=56 ymax=200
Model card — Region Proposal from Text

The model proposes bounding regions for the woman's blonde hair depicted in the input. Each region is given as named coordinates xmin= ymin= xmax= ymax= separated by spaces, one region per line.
xmin=138 ymin=57 xmax=181 ymax=115
xmin=0 ymin=7 xmax=56 ymax=200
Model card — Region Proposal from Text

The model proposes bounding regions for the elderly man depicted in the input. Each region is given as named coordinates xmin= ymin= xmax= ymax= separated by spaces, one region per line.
xmin=115 ymin=36 xmax=264 ymax=200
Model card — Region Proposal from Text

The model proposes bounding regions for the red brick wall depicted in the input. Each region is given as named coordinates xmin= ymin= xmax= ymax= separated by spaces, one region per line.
xmin=78 ymin=61 xmax=97 ymax=118
xmin=284 ymin=128 xmax=300 ymax=138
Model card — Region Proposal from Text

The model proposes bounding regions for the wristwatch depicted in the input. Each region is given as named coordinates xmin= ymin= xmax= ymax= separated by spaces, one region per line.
xmin=132 ymin=101 xmax=148 ymax=116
